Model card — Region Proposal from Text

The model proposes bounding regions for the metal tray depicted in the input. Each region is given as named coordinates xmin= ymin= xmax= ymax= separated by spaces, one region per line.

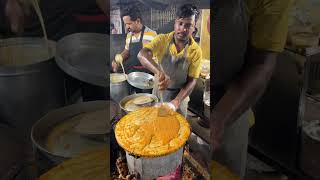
xmin=127 ymin=72 xmax=154 ymax=89
xmin=55 ymin=33 xmax=108 ymax=87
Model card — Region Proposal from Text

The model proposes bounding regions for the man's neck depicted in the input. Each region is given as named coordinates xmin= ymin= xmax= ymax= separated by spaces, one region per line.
xmin=133 ymin=24 xmax=143 ymax=35
xmin=173 ymin=35 xmax=190 ymax=53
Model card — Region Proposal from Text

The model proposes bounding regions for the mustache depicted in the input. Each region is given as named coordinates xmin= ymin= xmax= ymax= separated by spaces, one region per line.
xmin=177 ymin=32 xmax=187 ymax=37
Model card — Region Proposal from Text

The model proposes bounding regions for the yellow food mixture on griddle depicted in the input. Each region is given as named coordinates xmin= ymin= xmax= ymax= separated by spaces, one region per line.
xmin=115 ymin=107 xmax=191 ymax=157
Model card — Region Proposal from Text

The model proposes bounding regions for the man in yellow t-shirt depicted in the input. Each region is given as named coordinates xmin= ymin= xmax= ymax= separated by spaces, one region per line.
xmin=138 ymin=4 xmax=202 ymax=117
xmin=211 ymin=0 xmax=293 ymax=179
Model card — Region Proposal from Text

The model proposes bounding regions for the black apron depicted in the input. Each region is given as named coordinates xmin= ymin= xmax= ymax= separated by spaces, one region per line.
xmin=124 ymin=26 xmax=151 ymax=74
xmin=212 ymin=0 xmax=249 ymax=106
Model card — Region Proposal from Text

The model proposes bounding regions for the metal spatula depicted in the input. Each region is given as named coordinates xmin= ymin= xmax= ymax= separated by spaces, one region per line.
xmin=158 ymin=92 xmax=169 ymax=116
xmin=158 ymin=64 xmax=169 ymax=117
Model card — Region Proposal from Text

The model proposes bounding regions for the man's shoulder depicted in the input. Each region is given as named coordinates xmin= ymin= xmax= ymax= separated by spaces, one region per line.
xmin=151 ymin=32 xmax=173 ymax=43
xmin=187 ymin=38 xmax=202 ymax=63
xmin=189 ymin=38 xmax=201 ymax=53
xmin=144 ymin=26 xmax=157 ymax=34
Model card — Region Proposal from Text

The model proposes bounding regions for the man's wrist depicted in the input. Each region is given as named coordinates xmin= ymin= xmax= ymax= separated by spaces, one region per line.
xmin=171 ymin=98 xmax=180 ymax=109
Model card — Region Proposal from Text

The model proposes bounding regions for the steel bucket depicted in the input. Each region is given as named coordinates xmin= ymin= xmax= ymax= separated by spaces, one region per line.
xmin=110 ymin=73 xmax=130 ymax=103
xmin=0 ymin=37 xmax=65 ymax=138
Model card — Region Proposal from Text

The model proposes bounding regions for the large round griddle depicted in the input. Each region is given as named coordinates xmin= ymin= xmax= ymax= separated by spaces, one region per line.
xmin=55 ymin=33 xmax=108 ymax=87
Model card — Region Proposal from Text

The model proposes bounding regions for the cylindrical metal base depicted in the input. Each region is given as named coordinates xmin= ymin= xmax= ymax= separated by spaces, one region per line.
xmin=126 ymin=147 xmax=183 ymax=180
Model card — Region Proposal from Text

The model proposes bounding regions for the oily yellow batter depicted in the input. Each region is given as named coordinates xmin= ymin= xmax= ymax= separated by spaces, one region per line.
xmin=132 ymin=95 xmax=154 ymax=105
xmin=110 ymin=73 xmax=127 ymax=83
xmin=0 ymin=0 xmax=51 ymax=67
xmin=0 ymin=45 xmax=52 ymax=66
xmin=115 ymin=107 xmax=191 ymax=157
xmin=39 ymin=146 xmax=109 ymax=180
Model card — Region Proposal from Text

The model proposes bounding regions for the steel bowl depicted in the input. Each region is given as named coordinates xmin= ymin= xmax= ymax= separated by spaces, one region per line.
xmin=119 ymin=93 xmax=158 ymax=114
xmin=127 ymin=72 xmax=154 ymax=89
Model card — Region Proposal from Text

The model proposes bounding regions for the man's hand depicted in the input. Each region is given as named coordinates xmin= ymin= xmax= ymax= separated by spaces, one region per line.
xmin=170 ymin=99 xmax=180 ymax=111
xmin=115 ymin=54 xmax=123 ymax=64
xmin=112 ymin=54 xmax=123 ymax=72
xmin=5 ymin=0 xmax=25 ymax=34
xmin=112 ymin=60 xmax=119 ymax=72
xmin=158 ymin=71 xmax=170 ymax=90
xmin=155 ymin=102 xmax=176 ymax=111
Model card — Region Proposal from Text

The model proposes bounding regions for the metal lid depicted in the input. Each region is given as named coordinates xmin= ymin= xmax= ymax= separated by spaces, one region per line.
xmin=55 ymin=33 xmax=108 ymax=87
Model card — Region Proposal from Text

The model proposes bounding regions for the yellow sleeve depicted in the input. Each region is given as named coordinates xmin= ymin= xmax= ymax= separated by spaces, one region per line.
xmin=188 ymin=47 xmax=202 ymax=78
xmin=247 ymin=0 xmax=293 ymax=52
xmin=143 ymin=34 xmax=168 ymax=62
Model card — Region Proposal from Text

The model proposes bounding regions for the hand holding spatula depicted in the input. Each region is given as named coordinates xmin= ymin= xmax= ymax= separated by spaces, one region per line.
xmin=156 ymin=64 xmax=175 ymax=116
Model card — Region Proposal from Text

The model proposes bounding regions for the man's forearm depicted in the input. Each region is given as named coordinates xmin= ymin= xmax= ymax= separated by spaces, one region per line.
xmin=173 ymin=77 xmax=197 ymax=105
xmin=214 ymin=47 xmax=278 ymax=127
xmin=120 ymin=49 xmax=130 ymax=61
xmin=137 ymin=48 xmax=160 ymax=74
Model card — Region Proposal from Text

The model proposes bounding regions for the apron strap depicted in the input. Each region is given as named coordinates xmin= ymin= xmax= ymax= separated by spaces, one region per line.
xmin=129 ymin=25 xmax=146 ymax=46
xmin=127 ymin=26 xmax=147 ymax=70
xmin=139 ymin=25 xmax=146 ymax=42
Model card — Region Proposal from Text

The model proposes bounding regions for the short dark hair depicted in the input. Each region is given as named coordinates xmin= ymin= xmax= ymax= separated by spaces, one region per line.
xmin=176 ymin=4 xmax=200 ymax=22
xmin=121 ymin=5 xmax=142 ymax=21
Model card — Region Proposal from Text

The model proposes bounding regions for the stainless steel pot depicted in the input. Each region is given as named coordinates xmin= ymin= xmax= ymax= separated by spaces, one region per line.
xmin=110 ymin=73 xmax=130 ymax=103
xmin=0 ymin=38 xmax=65 ymax=138
xmin=31 ymin=100 xmax=117 ymax=174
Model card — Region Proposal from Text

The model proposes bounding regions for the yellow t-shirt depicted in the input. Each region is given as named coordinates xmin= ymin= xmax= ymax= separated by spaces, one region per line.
xmin=246 ymin=0 xmax=294 ymax=52
xmin=245 ymin=0 xmax=293 ymax=128
xmin=144 ymin=31 xmax=203 ymax=78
